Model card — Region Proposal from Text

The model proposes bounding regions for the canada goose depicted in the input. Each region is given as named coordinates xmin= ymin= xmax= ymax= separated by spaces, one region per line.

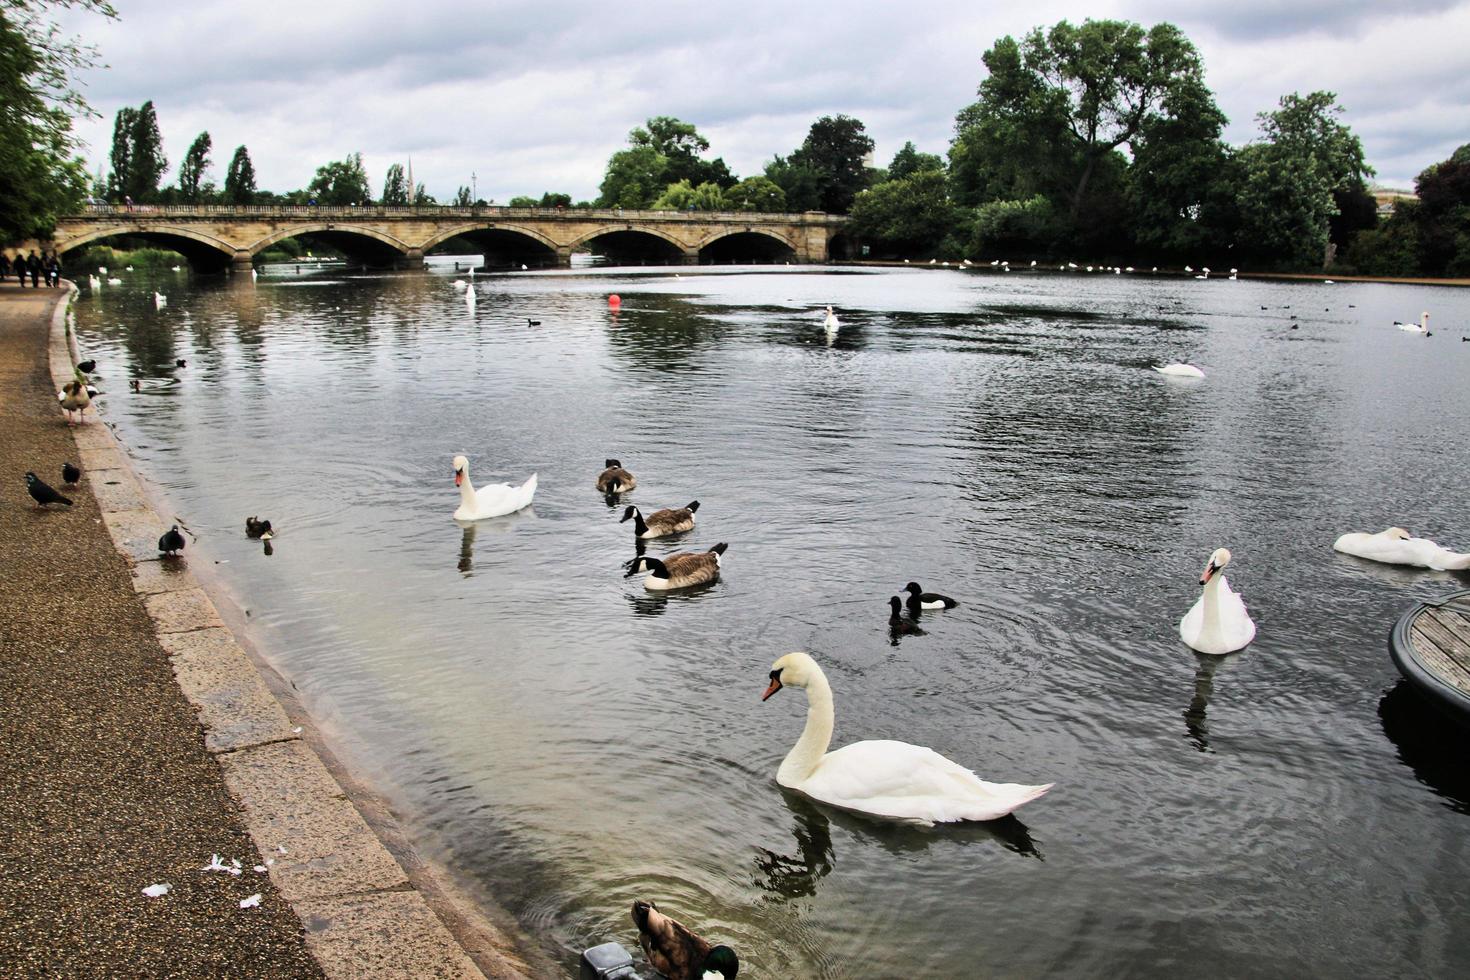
xmin=158 ymin=525 xmax=186 ymax=557
xmin=57 ymin=376 xmax=91 ymax=424
xmin=245 ymin=516 xmax=274 ymax=539
xmin=631 ymin=901 xmax=739 ymax=980
xmin=625 ymin=543 xmax=727 ymax=590
xmin=621 ymin=502 xmax=698 ymax=539
xmin=903 ymin=582 xmax=958 ymax=613
xmin=597 ymin=458 xmax=636 ymax=493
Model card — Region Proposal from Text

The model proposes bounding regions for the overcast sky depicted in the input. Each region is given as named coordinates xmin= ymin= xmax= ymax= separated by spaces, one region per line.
xmin=57 ymin=0 xmax=1470 ymax=202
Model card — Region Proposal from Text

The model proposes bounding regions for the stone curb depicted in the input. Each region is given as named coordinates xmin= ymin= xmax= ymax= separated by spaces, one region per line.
xmin=50 ymin=287 xmax=510 ymax=979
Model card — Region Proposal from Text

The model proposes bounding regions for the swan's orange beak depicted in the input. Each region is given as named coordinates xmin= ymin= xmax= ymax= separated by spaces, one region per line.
xmin=1199 ymin=562 xmax=1217 ymax=586
xmin=454 ymin=469 xmax=463 ymax=487
xmin=762 ymin=678 xmax=782 ymax=701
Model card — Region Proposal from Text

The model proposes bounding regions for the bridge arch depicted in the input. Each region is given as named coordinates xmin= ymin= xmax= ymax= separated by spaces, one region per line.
xmin=248 ymin=224 xmax=411 ymax=267
xmin=696 ymin=227 xmax=798 ymax=264
xmin=55 ymin=226 xmax=237 ymax=272
xmin=568 ymin=225 xmax=689 ymax=266
xmin=420 ymin=222 xmax=560 ymax=258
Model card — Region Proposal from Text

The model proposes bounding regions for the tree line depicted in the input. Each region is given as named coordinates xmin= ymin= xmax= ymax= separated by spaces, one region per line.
xmin=5 ymin=5 xmax=1466 ymax=275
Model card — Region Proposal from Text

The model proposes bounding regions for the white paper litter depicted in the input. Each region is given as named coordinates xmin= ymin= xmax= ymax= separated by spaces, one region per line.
xmin=142 ymin=883 xmax=172 ymax=898
xmin=240 ymin=893 xmax=262 ymax=909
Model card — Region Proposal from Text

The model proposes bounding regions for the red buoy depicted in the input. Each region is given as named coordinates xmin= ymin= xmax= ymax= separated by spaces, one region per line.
xmin=608 ymin=294 xmax=621 ymax=308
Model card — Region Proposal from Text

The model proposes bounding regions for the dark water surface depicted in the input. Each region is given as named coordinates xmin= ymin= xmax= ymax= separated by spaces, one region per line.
xmin=73 ymin=264 xmax=1470 ymax=977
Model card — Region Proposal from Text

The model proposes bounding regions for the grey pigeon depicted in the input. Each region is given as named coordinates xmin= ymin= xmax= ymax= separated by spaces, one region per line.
xmin=158 ymin=525 xmax=185 ymax=556
xmin=26 ymin=472 xmax=72 ymax=507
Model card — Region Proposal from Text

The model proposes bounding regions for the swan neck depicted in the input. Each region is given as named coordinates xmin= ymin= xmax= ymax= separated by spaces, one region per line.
xmin=778 ymin=672 xmax=834 ymax=785
xmin=458 ymin=472 xmax=477 ymax=508
xmin=1201 ymin=573 xmax=1224 ymax=638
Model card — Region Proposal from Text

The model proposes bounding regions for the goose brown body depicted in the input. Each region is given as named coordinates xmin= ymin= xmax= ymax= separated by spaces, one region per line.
xmin=597 ymin=458 xmax=637 ymax=492
xmin=626 ymin=543 xmax=727 ymax=590
xmin=58 ymin=379 xmax=91 ymax=422
xmin=622 ymin=501 xmax=698 ymax=539
xmin=631 ymin=901 xmax=738 ymax=980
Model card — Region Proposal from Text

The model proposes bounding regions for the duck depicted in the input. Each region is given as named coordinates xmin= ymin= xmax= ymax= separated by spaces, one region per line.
xmin=631 ymin=901 xmax=739 ymax=980
xmin=1333 ymin=527 xmax=1470 ymax=571
xmin=625 ymin=543 xmax=726 ymax=590
xmin=1152 ymin=363 xmax=1205 ymax=378
xmin=106 ymin=277 xmax=122 ymax=285
xmin=887 ymin=597 xmax=925 ymax=636
xmin=597 ymin=458 xmax=637 ymax=493
xmin=452 ymin=455 xmax=536 ymax=520
xmin=761 ymin=652 xmax=1053 ymax=824
xmin=903 ymin=582 xmax=958 ymax=613
xmin=76 ymin=359 xmax=96 ymax=374
xmin=62 ymin=462 xmax=80 ymax=486
xmin=57 ymin=374 xmax=92 ymax=424
xmin=245 ymin=516 xmax=274 ymax=540
xmin=154 ymin=292 xmax=167 ymax=309
xmin=620 ymin=502 xmax=698 ymax=539
xmin=1179 ymin=548 xmax=1256 ymax=654
xmin=158 ymin=525 xmax=186 ymax=557
xmin=1394 ymin=312 xmax=1429 ymax=333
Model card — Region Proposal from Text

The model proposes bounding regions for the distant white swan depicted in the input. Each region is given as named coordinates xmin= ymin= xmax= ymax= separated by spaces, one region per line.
xmin=1333 ymin=527 xmax=1470 ymax=571
xmin=1179 ymin=548 xmax=1257 ymax=655
xmin=154 ymin=292 xmax=166 ymax=309
xmin=451 ymin=455 xmax=535 ymax=520
xmin=762 ymin=652 xmax=1052 ymax=825
xmin=107 ymin=277 xmax=122 ymax=285
xmin=1153 ymin=363 xmax=1205 ymax=378
xmin=823 ymin=305 xmax=839 ymax=338
xmin=1394 ymin=312 xmax=1429 ymax=333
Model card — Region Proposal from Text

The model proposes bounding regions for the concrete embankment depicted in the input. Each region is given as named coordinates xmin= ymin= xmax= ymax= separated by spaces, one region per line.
xmin=0 ymin=284 xmax=543 ymax=978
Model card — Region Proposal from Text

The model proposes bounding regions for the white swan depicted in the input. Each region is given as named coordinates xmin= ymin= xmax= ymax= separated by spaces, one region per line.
xmin=1333 ymin=527 xmax=1470 ymax=571
xmin=88 ymin=275 xmax=101 ymax=289
xmin=823 ymin=305 xmax=839 ymax=336
xmin=451 ymin=454 xmax=535 ymax=520
xmin=1153 ymin=363 xmax=1205 ymax=378
xmin=1179 ymin=548 xmax=1256 ymax=654
xmin=1394 ymin=312 xmax=1428 ymax=333
xmin=154 ymin=292 xmax=166 ymax=308
xmin=106 ymin=277 xmax=122 ymax=285
xmin=761 ymin=652 xmax=1052 ymax=825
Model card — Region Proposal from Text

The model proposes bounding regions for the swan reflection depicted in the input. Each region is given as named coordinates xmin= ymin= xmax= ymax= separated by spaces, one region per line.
xmin=457 ymin=523 xmax=478 ymax=575
xmin=752 ymin=791 xmax=835 ymax=899
xmin=1183 ymin=653 xmax=1222 ymax=753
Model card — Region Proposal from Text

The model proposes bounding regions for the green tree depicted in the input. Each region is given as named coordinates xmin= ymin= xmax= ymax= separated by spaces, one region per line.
xmin=787 ymin=114 xmax=875 ymax=213
xmin=598 ymin=144 xmax=667 ymax=208
xmin=177 ymin=131 xmax=212 ymax=201
xmin=724 ymin=175 xmax=787 ymax=212
xmin=888 ymin=142 xmax=944 ymax=181
xmin=1406 ymin=144 xmax=1470 ymax=275
xmin=452 ymin=185 xmax=473 ymax=206
xmin=413 ymin=183 xmax=434 ymax=205
xmin=1126 ymin=80 xmax=1232 ymax=258
xmin=223 ymin=145 xmax=256 ymax=204
xmin=763 ymin=154 xmax=822 ymax=211
xmin=125 ymin=100 xmax=168 ymax=201
xmin=539 ymin=191 xmax=572 ymax=207
xmin=381 ymin=163 xmax=408 ymax=204
xmin=507 ymin=195 xmax=537 ymax=207
xmin=106 ymin=105 xmax=136 ymax=201
xmin=308 ymin=152 xmax=372 ymax=205
xmin=651 ymin=179 xmax=725 ymax=211
xmin=952 ymin=19 xmax=1218 ymax=236
xmin=849 ymin=170 xmax=959 ymax=256
xmin=628 ymin=116 xmax=735 ymax=188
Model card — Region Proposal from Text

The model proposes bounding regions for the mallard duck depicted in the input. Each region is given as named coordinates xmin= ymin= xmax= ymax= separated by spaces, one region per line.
xmin=597 ymin=458 xmax=636 ymax=493
xmin=631 ymin=901 xmax=739 ymax=980
xmin=245 ymin=516 xmax=274 ymax=540
xmin=625 ymin=543 xmax=726 ymax=590
xmin=620 ymin=502 xmax=698 ymax=539
xmin=158 ymin=525 xmax=186 ymax=557
xmin=903 ymin=582 xmax=958 ymax=613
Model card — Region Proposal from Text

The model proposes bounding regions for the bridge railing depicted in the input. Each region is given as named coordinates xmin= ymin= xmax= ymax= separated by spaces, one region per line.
xmin=68 ymin=204 xmax=846 ymax=224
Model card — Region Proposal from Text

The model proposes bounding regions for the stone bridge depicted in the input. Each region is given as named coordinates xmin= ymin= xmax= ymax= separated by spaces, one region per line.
xmin=50 ymin=204 xmax=851 ymax=272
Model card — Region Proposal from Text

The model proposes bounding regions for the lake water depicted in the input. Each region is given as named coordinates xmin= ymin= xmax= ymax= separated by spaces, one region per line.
xmin=72 ymin=262 xmax=1470 ymax=977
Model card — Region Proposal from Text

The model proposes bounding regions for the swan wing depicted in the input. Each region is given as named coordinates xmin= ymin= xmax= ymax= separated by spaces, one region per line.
xmin=1407 ymin=537 xmax=1470 ymax=571
xmin=798 ymin=740 xmax=1051 ymax=825
xmin=1215 ymin=578 xmax=1257 ymax=648
xmin=468 ymin=473 xmax=536 ymax=518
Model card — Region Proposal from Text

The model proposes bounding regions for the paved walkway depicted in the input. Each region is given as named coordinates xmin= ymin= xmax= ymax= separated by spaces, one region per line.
xmin=0 ymin=285 xmax=323 ymax=976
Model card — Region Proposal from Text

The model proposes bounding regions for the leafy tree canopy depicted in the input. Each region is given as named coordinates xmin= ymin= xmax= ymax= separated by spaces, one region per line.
xmin=223 ymin=145 xmax=256 ymax=204
xmin=888 ymin=142 xmax=944 ymax=181
xmin=651 ymin=179 xmax=725 ymax=211
xmin=724 ymin=175 xmax=787 ymax=212
xmin=849 ymin=170 xmax=958 ymax=256
xmin=381 ymin=162 xmax=408 ymax=204
xmin=598 ymin=144 xmax=668 ymax=208
xmin=788 ymin=114 xmax=875 ymax=213
xmin=177 ymin=131 xmax=212 ymax=201
xmin=307 ymin=152 xmax=371 ymax=205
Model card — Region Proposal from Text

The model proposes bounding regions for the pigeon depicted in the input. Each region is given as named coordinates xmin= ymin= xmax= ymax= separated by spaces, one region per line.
xmin=26 ymin=472 xmax=73 ymax=507
xmin=62 ymin=462 xmax=80 ymax=486
xmin=158 ymin=525 xmax=185 ymax=556
xmin=76 ymin=359 xmax=96 ymax=374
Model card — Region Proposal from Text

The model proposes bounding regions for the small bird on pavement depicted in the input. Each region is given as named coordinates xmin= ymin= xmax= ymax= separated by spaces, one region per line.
xmin=26 ymin=472 xmax=73 ymax=507
xmin=62 ymin=462 xmax=80 ymax=486
xmin=158 ymin=525 xmax=186 ymax=556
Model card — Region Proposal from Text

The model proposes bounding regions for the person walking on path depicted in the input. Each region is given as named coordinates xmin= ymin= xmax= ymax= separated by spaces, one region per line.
xmin=45 ymin=252 xmax=60 ymax=288
xmin=26 ymin=250 xmax=41 ymax=287
xmin=0 ymin=252 xmax=10 ymax=284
